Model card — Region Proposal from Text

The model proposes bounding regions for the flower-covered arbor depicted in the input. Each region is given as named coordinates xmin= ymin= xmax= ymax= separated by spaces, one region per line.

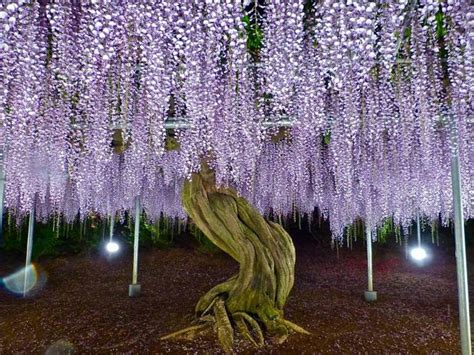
xmin=0 ymin=0 xmax=472 ymax=352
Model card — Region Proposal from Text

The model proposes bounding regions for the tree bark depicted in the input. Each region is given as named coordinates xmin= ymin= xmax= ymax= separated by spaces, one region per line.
xmin=161 ymin=165 xmax=308 ymax=350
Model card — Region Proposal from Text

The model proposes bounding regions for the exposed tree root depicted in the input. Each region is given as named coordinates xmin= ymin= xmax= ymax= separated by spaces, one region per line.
xmin=161 ymin=295 xmax=309 ymax=351
xmin=161 ymin=166 xmax=310 ymax=351
xmin=160 ymin=323 xmax=211 ymax=342
xmin=280 ymin=318 xmax=312 ymax=335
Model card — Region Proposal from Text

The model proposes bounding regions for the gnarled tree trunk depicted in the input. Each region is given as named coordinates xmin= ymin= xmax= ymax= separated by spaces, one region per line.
xmin=161 ymin=166 xmax=308 ymax=351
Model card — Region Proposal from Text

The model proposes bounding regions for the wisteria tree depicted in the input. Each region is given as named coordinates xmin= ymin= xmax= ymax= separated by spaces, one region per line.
xmin=0 ymin=0 xmax=472 ymax=351
xmin=161 ymin=163 xmax=308 ymax=349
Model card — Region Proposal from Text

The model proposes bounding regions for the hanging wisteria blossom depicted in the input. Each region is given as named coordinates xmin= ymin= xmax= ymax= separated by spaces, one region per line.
xmin=0 ymin=0 xmax=472 ymax=239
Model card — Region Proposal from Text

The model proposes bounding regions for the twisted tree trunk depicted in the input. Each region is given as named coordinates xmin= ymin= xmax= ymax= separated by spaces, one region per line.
xmin=161 ymin=166 xmax=309 ymax=351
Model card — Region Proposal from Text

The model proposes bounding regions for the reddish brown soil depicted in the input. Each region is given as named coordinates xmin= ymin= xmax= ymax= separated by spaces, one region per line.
xmin=0 ymin=237 xmax=471 ymax=354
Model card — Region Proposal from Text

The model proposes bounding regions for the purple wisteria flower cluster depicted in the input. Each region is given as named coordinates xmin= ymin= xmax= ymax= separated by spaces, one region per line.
xmin=0 ymin=0 xmax=472 ymax=238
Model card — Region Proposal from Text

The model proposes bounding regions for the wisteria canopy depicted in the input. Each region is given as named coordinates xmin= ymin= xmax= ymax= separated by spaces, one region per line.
xmin=0 ymin=0 xmax=472 ymax=238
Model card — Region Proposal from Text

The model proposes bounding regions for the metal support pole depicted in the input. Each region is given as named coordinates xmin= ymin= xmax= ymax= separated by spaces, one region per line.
xmin=416 ymin=211 xmax=421 ymax=248
xmin=451 ymin=153 xmax=471 ymax=355
xmin=109 ymin=214 xmax=114 ymax=242
xmin=23 ymin=201 xmax=35 ymax=297
xmin=129 ymin=196 xmax=141 ymax=297
xmin=364 ymin=225 xmax=377 ymax=302
xmin=0 ymin=146 xmax=5 ymax=245
xmin=367 ymin=227 xmax=373 ymax=292
xmin=0 ymin=164 xmax=4 ymax=245
xmin=132 ymin=198 xmax=140 ymax=284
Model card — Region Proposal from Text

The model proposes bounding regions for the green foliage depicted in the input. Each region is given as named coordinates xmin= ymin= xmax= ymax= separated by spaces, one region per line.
xmin=344 ymin=217 xmax=401 ymax=245
xmin=165 ymin=134 xmax=180 ymax=152
xmin=30 ymin=230 xmax=62 ymax=259
xmin=140 ymin=217 xmax=175 ymax=248
xmin=322 ymin=131 xmax=331 ymax=146
xmin=435 ymin=9 xmax=447 ymax=40
xmin=376 ymin=217 xmax=397 ymax=243
xmin=434 ymin=7 xmax=450 ymax=89
xmin=189 ymin=224 xmax=220 ymax=254
xmin=344 ymin=218 xmax=363 ymax=242
xmin=242 ymin=15 xmax=263 ymax=54
xmin=123 ymin=214 xmax=220 ymax=253
xmin=124 ymin=215 xmax=175 ymax=249
xmin=1 ymin=216 xmax=103 ymax=260
xmin=0 ymin=211 xmax=224 ymax=259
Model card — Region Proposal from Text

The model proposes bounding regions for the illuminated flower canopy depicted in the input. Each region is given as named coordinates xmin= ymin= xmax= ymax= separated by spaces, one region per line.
xmin=0 ymin=0 xmax=472 ymax=238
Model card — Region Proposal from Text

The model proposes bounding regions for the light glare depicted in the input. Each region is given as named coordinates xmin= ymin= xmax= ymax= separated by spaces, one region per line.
xmin=106 ymin=241 xmax=119 ymax=253
xmin=2 ymin=264 xmax=38 ymax=294
xmin=410 ymin=247 xmax=427 ymax=261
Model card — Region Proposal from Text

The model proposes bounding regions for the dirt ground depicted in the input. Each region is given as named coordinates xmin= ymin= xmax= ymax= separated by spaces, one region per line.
xmin=0 ymin=234 xmax=471 ymax=354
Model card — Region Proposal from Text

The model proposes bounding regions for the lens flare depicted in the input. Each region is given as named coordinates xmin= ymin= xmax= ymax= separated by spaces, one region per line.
xmin=106 ymin=241 xmax=119 ymax=253
xmin=2 ymin=264 xmax=38 ymax=295
xmin=410 ymin=247 xmax=427 ymax=261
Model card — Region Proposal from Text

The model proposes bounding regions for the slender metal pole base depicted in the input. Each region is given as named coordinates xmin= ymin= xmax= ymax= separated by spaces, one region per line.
xmin=364 ymin=225 xmax=377 ymax=302
xmin=451 ymin=154 xmax=471 ymax=355
xmin=364 ymin=291 xmax=377 ymax=302
xmin=128 ymin=283 xmax=141 ymax=297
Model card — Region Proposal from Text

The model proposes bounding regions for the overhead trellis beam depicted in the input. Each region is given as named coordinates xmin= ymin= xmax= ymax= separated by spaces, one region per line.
xmin=108 ymin=118 xmax=295 ymax=131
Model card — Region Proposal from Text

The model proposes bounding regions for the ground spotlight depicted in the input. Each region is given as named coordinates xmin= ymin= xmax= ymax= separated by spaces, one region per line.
xmin=410 ymin=247 xmax=427 ymax=261
xmin=106 ymin=241 xmax=120 ymax=254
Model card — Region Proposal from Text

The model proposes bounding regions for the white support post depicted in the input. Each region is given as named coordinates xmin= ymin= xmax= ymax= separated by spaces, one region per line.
xmin=129 ymin=196 xmax=141 ymax=297
xmin=23 ymin=200 xmax=35 ymax=297
xmin=0 ymin=164 xmax=4 ymax=244
xmin=109 ymin=214 xmax=115 ymax=242
xmin=364 ymin=225 xmax=377 ymax=302
xmin=0 ymin=147 xmax=4 ymax=244
xmin=451 ymin=153 xmax=471 ymax=355
xmin=416 ymin=211 xmax=422 ymax=248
